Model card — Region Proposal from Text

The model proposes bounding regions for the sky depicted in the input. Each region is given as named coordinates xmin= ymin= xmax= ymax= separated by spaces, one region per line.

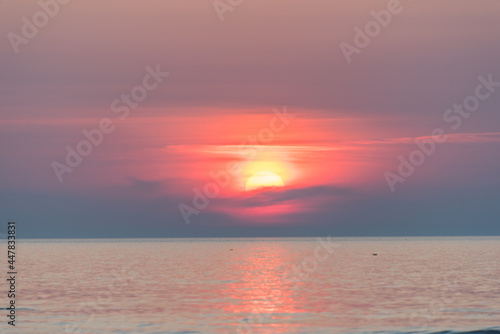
xmin=1 ymin=0 xmax=499 ymax=238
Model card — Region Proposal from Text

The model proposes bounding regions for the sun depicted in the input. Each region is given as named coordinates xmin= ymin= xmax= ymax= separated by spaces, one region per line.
xmin=245 ymin=171 xmax=285 ymax=191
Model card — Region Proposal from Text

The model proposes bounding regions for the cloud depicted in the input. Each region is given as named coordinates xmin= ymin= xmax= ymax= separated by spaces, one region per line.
xmin=243 ymin=185 xmax=353 ymax=205
xmin=349 ymin=132 xmax=500 ymax=146
xmin=209 ymin=185 xmax=354 ymax=211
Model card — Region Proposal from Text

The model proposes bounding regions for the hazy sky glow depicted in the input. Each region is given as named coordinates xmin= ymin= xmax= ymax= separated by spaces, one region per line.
xmin=1 ymin=0 xmax=499 ymax=237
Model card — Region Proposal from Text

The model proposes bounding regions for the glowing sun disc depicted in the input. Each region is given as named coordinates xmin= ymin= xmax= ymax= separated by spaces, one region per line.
xmin=245 ymin=171 xmax=284 ymax=191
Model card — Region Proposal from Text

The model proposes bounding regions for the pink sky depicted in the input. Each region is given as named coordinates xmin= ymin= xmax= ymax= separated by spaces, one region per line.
xmin=1 ymin=0 xmax=499 ymax=237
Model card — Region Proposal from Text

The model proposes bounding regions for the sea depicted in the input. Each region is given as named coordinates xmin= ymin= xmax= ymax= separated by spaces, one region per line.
xmin=8 ymin=236 xmax=500 ymax=333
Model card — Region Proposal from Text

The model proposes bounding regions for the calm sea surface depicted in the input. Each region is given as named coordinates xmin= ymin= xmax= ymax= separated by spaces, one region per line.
xmin=10 ymin=237 xmax=500 ymax=333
